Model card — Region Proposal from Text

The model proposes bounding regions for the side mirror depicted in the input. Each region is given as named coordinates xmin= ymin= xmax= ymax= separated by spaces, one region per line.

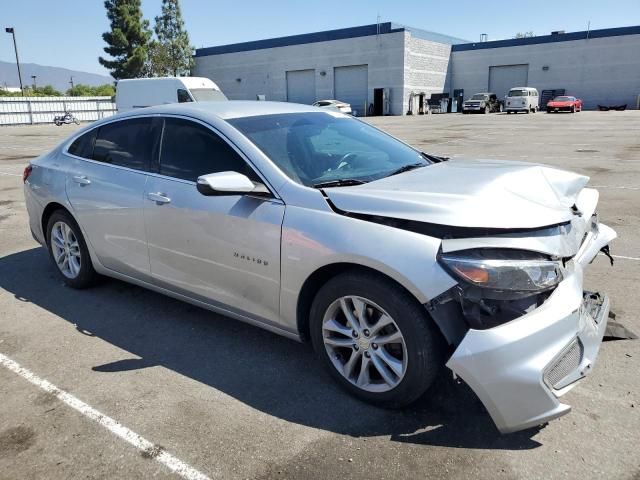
xmin=197 ymin=171 xmax=256 ymax=196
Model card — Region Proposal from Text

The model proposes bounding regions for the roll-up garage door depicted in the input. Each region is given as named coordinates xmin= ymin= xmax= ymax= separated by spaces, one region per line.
xmin=334 ymin=65 xmax=368 ymax=116
xmin=489 ymin=64 xmax=529 ymax=99
xmin=286 ymin=69 xmax=316 ymax=105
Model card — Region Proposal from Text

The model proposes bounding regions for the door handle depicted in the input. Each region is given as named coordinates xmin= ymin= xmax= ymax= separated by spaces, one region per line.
xmin=72 ymin=175 xmax=91 ymax=186
xmin=147 ymin=192 xmax=171 ymax=205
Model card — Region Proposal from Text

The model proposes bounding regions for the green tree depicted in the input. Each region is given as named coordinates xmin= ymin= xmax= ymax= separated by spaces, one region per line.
xmin=148 ymin=0 xmax=194 ymax=76
xmin=67 ymin=83 xmax=116 ymax=97
xmin=99 ymin=0 xmax=152 ymax=79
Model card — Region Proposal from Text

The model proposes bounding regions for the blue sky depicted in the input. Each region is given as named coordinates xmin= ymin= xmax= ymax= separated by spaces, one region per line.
xmin=2 ymin=0 xmax=639 ymax=76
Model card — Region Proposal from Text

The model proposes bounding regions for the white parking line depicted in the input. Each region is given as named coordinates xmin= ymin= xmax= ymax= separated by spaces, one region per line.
xmin=0 ymin=352 xmax=211 ymax=480
xmin=611 ymin=254 xmax=640 ymax=262
xmin=591 ymin=185 xmax=640 ymax=191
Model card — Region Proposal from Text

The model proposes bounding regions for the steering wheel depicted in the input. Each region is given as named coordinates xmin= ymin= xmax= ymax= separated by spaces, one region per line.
xmin=336 ymin=152 xmax=358 ymax=170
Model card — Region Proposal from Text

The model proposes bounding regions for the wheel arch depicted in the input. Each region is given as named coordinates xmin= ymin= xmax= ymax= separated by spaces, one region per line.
xmin=296 ymin=262 xmax=427 ymax=343
xmin=41 ymin=201 xmax=74 ymax=241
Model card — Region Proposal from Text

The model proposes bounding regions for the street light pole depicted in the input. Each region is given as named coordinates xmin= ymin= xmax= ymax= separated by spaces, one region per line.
xmin=31 ymin=75 xmax=37 ymax=90
xmin=4 ymin=27 xmax=24 ymax=95
xmin=69 ymin=76 xmax=74 ymax=90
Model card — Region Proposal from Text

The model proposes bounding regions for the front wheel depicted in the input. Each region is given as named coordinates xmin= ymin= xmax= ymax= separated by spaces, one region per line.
xmin=46 ymin=210 xmax=98 ymax=288
xmin=571 ymin=106 xmax=576 ymax=113
xmin=310 ymin=271 xmax=443 ymax=408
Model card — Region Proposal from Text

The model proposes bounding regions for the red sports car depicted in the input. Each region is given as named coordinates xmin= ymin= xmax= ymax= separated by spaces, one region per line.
xmin=546 ymin=96 xmax=583 ymax=113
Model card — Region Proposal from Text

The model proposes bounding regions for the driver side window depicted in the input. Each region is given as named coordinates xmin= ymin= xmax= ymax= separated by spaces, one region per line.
xmin=159 ymin=118 xmax=259 ymax=183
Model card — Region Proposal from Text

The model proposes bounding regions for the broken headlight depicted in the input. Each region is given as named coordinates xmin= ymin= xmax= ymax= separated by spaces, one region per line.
xmin=439 ymin=249 xmax=563 ymax=294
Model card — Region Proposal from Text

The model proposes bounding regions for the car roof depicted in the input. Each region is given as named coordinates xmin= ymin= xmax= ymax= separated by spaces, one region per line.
xmin=110 ymin=101 xmax=320 ymax=122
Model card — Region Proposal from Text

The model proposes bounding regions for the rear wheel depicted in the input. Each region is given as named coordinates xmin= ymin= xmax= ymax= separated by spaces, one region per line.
xmin=46 ymin=210 xmax=97 ymax=288
xmin=310 ymin=272 xmax=443 ymax=408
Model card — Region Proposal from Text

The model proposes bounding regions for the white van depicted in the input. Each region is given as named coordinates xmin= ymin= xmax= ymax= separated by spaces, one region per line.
xmin=116 ymin=77 xmax=227 ymax=112
xmin=505 ymin=87 xmax=539 ymax=114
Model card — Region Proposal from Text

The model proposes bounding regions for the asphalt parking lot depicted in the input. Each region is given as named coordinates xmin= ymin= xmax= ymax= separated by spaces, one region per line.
xmin=0 ymin=111 xmax=638 ymax=480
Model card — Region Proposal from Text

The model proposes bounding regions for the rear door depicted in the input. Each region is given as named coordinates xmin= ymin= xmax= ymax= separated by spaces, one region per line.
xmin=143 ymin=117 xmax=285 ymax=322
xmin=65 ymin=117 xmax=161 ymax=279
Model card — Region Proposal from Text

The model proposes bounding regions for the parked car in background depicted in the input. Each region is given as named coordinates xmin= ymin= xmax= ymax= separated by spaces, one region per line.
xmin=462 ymin=93 xmax=503 ymax=114
xmin=24 ymin=101 xmax=616 ymax=434
xmin=116 ymin=77 xmax=227 ymax=112
xmin=312 ymin=99 xmax=352 ymax=114
xmin=505 ymin=87 xmax=539 ymax=113
xmin=547 ymin=96 xmax=583 ymax=113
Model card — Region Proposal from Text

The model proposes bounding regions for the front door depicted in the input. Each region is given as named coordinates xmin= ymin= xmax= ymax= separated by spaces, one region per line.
xmin=65 ymin=117 xmax=160 ymax=279
xmin=143 ymin=117 xmax=285 ymax=322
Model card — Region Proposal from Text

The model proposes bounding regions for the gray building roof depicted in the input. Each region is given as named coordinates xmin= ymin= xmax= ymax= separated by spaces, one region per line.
xmin=452 ymin=25 xmax=640 ymax=51
xmin=195 ymin=22 xmax=469 ymax=57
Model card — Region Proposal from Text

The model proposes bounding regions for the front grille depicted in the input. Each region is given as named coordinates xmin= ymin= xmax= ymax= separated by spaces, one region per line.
xmin=544 ymin=339 xmax=584 ymax=389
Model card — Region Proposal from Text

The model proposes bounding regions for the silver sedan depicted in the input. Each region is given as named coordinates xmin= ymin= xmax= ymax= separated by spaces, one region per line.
xmin=23 ymin=101 xmax=616 ymax=433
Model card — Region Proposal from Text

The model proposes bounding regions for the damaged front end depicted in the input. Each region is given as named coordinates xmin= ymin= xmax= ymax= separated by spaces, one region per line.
xmin=427 ymin=211 xmax=616 ymax=433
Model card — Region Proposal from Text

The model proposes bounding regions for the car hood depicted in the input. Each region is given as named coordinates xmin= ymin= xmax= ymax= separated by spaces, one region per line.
xmin=324 ymin=159 xmax=589 ymax=229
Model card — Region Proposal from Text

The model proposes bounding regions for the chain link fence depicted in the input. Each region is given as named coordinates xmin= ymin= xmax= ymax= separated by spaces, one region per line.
xmin=0 ymin=96 xmax=117 ymax=126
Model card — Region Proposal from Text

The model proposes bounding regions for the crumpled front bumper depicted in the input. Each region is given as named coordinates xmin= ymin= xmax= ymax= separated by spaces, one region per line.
xmin=446 ymin=223 xmax=616 ymax=434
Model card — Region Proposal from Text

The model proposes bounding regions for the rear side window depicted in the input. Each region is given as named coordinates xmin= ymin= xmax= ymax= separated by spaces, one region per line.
xmin=68 ymin=129 xmax=97 ymax=159
xmin=92 ymin=118 xmax=157 ymax=171
xmin=159 ymin=118 xmax=258 ymax=182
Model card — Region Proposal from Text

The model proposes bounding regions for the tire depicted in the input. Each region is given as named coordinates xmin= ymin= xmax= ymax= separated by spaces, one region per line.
xmin=74 ymin=118 xmax=80 ymax=125
xmin=54 ymin=120 xmax=61 ymax=126
xmin=46 ymin=210 xmax=97 ymax=289
xmin=309 ymin=271 xmax=444 ymax=408
xmin=484 ymin=105 xmax=489 ymax=114
xmin=571 ymin=106 xmax=576 ymax=114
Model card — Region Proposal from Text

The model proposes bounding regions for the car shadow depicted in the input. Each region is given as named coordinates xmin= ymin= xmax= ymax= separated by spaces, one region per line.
xmin=0 ymin=247 xmax=543 ymax=450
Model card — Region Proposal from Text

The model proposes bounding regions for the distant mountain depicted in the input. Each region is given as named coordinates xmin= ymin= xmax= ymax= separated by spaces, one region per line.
xmin=0 ymin=60 xmax=113 ymax=93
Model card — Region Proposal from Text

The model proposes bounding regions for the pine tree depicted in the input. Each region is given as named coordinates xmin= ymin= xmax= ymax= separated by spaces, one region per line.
xmin=99 ymin=0 xmax=152 ymax=79
xmin=149 ymin=0 xmax=194 ymax=77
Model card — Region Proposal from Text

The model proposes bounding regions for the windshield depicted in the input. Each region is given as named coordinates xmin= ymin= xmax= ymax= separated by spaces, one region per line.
xmin=190 ymin=88 xmax=228 ymax=102
xmin=553 ymin=96 xmax=574 ymax=102
xmin=508 ymin=90 xmax=528 ymax=97
xmin=228 ymin=112 xmax=428 ymax=187
xmin=470 ymin=94 xmax=487 ymax=100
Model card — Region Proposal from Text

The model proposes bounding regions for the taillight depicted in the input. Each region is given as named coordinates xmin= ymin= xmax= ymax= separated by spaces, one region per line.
xmin=23 ymin=164 xmax=32 ymax=183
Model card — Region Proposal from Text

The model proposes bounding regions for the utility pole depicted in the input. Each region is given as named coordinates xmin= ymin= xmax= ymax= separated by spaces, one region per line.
xmin=69 ymin=76 xmax=74 ymax=90
xmin=4 ymin=27 xmax=24 ymax=95
xmin=31 ymin=75 xmax=37 ymax=90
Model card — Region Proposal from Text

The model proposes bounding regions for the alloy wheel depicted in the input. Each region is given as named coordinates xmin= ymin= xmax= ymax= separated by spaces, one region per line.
xmin=51 ymin=221 xmax=81 ymax=279
xmin=322 ymin=296 xmax=407 ymax=392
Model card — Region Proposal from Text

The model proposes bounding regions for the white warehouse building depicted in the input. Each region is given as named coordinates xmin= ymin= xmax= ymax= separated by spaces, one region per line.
xmin=194 ymin=23 xmax=640 ymax=114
